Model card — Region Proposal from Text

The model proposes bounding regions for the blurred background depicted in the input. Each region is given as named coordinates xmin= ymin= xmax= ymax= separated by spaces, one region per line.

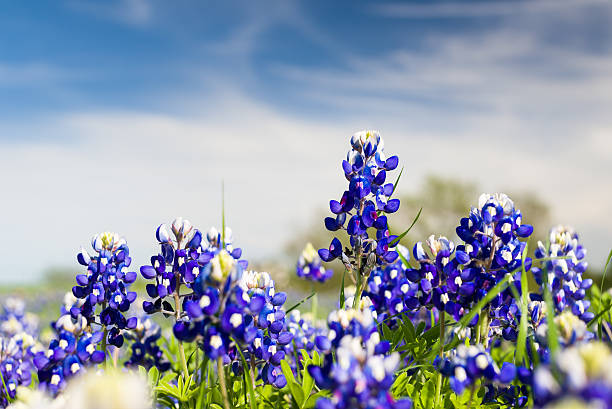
xmin=1 ymin=0 xmax=611 ymax=311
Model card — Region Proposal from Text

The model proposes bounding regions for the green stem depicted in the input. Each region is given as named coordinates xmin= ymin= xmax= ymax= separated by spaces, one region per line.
xmin=467 ymin=382 xmax=477 ymax=409
xmin=352 ymin=278 xmax=364 ymax=309
xmin=434 ymin=311 xmax=446 ymax=408
xmin=172 ymin=258 xmax=189 ymax=377
xmin=101 ymin=301 xmax=108 ymax=369
xmin=217 ymin=357 xmax=231 ymax=409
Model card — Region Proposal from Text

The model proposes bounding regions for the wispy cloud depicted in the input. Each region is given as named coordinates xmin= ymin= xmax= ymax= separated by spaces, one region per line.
xmin=374 ymin=0 xmax=607 ymax=19
xmin=0 ymin=62 xmax=74 ymax=87
xmin=65 ymin=0 xmax=153 ymax=26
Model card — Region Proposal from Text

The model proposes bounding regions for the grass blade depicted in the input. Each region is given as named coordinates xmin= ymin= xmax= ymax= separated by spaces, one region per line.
xmin=459 ymin=273 xmax=512 ymax=329
xmin=286 ymin=291 xmax=316 ymax=314
xmin=390 ymin=207 xmax=423 ymax=247
xmin=600 ymin=249 xmax=612 ymax=294
xmin=392 ymin=166 xmax=404 ymax=195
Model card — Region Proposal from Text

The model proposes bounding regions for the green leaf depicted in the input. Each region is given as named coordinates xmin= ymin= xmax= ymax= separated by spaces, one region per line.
xmin=301 ymin=366 xmax=315 ymax=406
xmin=280 ymin=359 xmax=296 ymax=386
xmin=381 ymin=322 xmax=393 ymax=341
xmin=289 ymin=381 xmax=305 ymax=407
xmin=390 ymin=207 xmax=422 ymax=247
xmin=421 ymin=378 xmax=436 ymax=409
xmin=543 ymin=285 xmax=560 ymax=356
xmin=148 ymin=366 xmax=160 ymax=386
xmin=304 ymin=391 xmax=329 ymax=409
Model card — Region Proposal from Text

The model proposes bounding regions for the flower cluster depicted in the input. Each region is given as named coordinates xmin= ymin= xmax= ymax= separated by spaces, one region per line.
xmin=309 ymin=307 xmax=411 ymax=409
xmin=282 ymin=310 xmax=327 ymax=372
xmin=0 ymin=299 xmax=40 ymax=407
xmin=533 ymin=226 xmax=594 ymax=322
xmin=72 ymin=232 xmax=138 ymax=347
xmin=140 ymin=218 xmax=213 ymax=315
xmin=533 ymin=341 xmax=612 ymax=408
xmin=34 ymin=231 xmax=134 ymax=396
xmin=406 ymin=194 xmax=533 ymax=325
xmin=147 ymin=222 xmax=293 ymax=387
xmin=319 ymin=130 xmax=401 ymax=276
xmin=435 ymin=345 xmax=528 ymax=405
xmin=407 ymin=235 xmax=471 ymax=320
xmin=364 ymin=249 xmax=419 ymax=326
xmin=33 ymin=296 xmax=105 ymax=394
xmin=296 ymin=243 xmax=332 ymax=283
xmin=124 ymin=315 xmax=170 ymax=372
xmin=455 ymin=193 xmax=533 ymax=287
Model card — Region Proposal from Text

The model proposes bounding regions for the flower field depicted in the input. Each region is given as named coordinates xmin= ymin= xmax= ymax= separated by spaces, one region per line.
xmin=2 ymin=130 xmax=611 ymax=409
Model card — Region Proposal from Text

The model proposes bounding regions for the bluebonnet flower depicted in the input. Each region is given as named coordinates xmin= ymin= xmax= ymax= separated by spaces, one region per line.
xmin=297 ymin=243 xmax=332 ymax=283
xmin=281 ymin=310 xmax=328 ymax=377
xmin=406 ymin=235 xmax=473 ymax=321
xmin=34 ymin=231 xmax=132 ymax=396
xmin=435 ymin=345 xmax=527 ymax=405
xmin=535 ymin=310 xmax=594 ymax=351
xmin=0 ymin=299 xmax=40 ymax=407
xmin=309 ymin=306 xmax=411 ymax=409
xmin=33 ymin=299 xmax=105 ymax=395
xmin=159 ymin=224 xmax=292 ymax=387
xmin=319 ymin=131 xmax=402 ymax=308
xmin=364 ymin=247 xmax=419 ymax=326
xmin=140 ymin=221 xmax=244 ymax=315
xmin=415 ymin=193 xmax=534 ymax=327
xmin=72 ymin=232 xmax=138 ymax=347
xmin=533 ymin=341 xmax=612 ymax=408
xmin=284 ymin=310 xmax=327 ymax=354
xmin=124 ymin=315 xmax=170 ymax=372
xmin=489 ymin=298 xmax=546 ymax=343
xmin=532 ymin=226 xmax=594 ymax=323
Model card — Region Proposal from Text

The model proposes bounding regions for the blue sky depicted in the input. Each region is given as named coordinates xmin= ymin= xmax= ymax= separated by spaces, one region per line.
xmin=1 ymin=0 xmax=612 ymax=282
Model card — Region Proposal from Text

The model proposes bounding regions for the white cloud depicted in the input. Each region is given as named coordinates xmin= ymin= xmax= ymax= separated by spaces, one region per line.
xmin=1 ymin=0 xmax=611 ymax=283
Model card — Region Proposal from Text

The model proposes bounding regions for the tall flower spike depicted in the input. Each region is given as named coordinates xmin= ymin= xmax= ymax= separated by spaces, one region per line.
xmin=437 ymin=193 xmax=535 ymax=325
xmin=532 ymin=225 xmax=593 ymax=322
xmin=71 ymin=232 xmax=138 ymax=348
xmin=319 ymin=130 xmax=401 ymax=307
